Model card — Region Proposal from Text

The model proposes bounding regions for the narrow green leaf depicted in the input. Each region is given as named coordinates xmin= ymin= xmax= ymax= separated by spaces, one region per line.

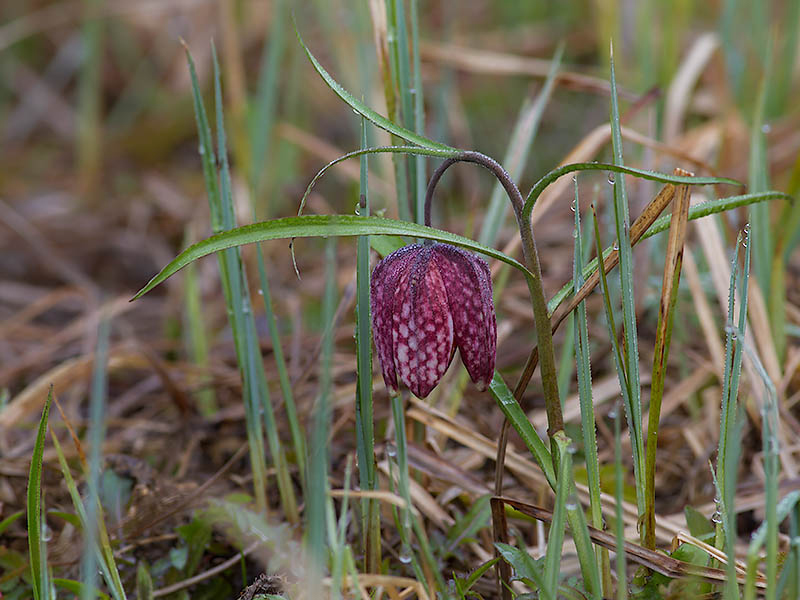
xmin=523 ymin=161 xmax=739 ymax=222
xmin=132 ymin=215 xmax=534 ymax=301
xmin=135 ymin=563 xmax=153 ymax=600
xmin=294 ymin=18 xmax=456 ymax=151
xmin=544 ymin=433 xmax=572 ymax=593
xmin=609 ymin=45 xmax=645 ymax=523
xmin=27 ymin=387 xmax=52 ymax=600
xmin=489 ymin=372 xmax=555 ymax=488
xmin=495 ymin=542 xmax=548 ymax=596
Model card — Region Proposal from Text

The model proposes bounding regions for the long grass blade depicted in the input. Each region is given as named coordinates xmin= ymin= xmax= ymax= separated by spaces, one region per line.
xmin=489 ymin=371 xmax=555 ymax=489
xmin=543 ymin=432 xmax=572 ymax=593
xmin=608 ymin=44 xmax=645 ymax=521
xmin=354 ymin=118 xmax=380 ymax=571
xmin=81 ymin=315 xmax=111 ymax=600
xmin=307 ymin=237 xmax=337 ymax=592
xmin=294 ymin=18 xmax=455 ymax=151
xmin=27 ymin=387 xmax=52 ymax=600
xmin=643 ymin=177 xmax=690 ymax=550
xmin=572 ymin=179 xmax=609 ymax=592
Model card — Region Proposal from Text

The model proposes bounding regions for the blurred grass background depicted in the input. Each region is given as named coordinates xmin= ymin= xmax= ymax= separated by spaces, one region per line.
xmin=1 ymin=0 xmax=800 ymax=598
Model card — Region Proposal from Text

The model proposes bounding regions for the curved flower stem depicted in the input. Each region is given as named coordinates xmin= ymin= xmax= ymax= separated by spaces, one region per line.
xmin=425 ymin=151 xmax=564 ymax=442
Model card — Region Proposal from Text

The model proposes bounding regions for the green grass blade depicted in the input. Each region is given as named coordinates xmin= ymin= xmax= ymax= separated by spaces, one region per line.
xmin=738 ymin=329 xmax=779 ymax=600
xmin=135 ymin=563 xmax=153 ymax=600
xmin=81 ymin=315 xmax=111 ymax=600
xmin=748 ymin=63 xmax=772 ymax=330
xmin=354 ymin=118 xmax=380 ymax=571
xmin=49 ymin=431 xmax=125 ymax=600
xmin=495 ymin=542 xmax=549 ymax=596
xmin=489 ymin=371 xmax=555 ymax=489
xmin=182 ymin=227 xmax=217 ymax=417
xmin=572 ymin=180 xmax=608 ymax=592
xmin=27 ymin=387 xmax=51 ymax=600
xmin=613 ymin=404 xmax=627 ymax=600
xmin=307 ymin=238 xmax=337 ymax=592
xmin=479 ymin=44 xmax=563 ymax=247
xmin=565 ymin=492 xmax=602 ymax=599
xmin=250 ymin=0 xmax=287 ymax=198
xmin=247 ymin=1 xmax=307 ymax=491
xmin=608 ymin=46 xmax=645 ymax=521
xmin=523 ymin=162 xmax=739 ymax=222
xmin=388 ymin=0 xmax=418 ymax=222
xmin=294 ymin=17 xmax=456 ymax=151
xmin=132 ymin=215 xmax=535 ymax=301
xmin=543 ymin=432 xmax=572 ymax=592
xmin=410 ymin=0 xmax=427 ymax=224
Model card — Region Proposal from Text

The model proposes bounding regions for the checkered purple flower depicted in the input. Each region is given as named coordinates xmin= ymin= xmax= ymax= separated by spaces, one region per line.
xmin=370 ymin=243 xmax=497 ymax=398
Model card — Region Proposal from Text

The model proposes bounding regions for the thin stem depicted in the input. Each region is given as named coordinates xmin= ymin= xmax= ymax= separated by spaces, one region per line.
xmin=424 ymin=152 xmax=564 ymax=439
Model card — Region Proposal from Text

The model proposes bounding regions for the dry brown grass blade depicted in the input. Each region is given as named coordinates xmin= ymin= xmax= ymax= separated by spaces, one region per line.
xmin=327 ymin=575 xmax=430 ymax=600
xmin=0 ymin=286 xmax=85 ymax=339
xmin=663 ymin=33 xmax=720 ymax=144
xmin=684 ymin=249 xmax=727 ymax=377
xmin=0 ymin=346 xmax=148 ymax=430
xmin=419 ymin=41 xmax=636 ymax=100
xmin=407 ymin=397 xmax=687 ymax=544
xmin=494 ymin=496 xmax=767 ymax=590
xmin=644 ymin=172 xmax=691 ymax=550
xmin=376 ymin=458 xmax=453 ymax=528
xmin=0 ymin=294 xmax=133 ymax=385
xmin=406 ymin=441 xmax=489 ymax=495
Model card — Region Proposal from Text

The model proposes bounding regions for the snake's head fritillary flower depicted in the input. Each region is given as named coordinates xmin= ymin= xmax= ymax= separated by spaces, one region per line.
xmin=370 ymin=243 xmax=497 ymax=398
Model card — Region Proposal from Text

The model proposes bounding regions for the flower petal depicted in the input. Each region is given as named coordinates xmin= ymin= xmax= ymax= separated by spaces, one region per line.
xmin=431 ymin=244 xmax=496 ymax=390
xmin=392 ymin=247 xmax=454 ymax=398
xmin=370 ymin=245 xmax=420 ymax=392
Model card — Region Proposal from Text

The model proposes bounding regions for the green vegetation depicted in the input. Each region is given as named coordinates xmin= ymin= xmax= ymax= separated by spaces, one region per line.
xmin=2 ymin=1 xmax=799 ymax=598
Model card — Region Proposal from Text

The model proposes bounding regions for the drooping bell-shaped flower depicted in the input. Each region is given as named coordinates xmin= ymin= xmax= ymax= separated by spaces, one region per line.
xmin=370 ymin=243 xmax=497 ymax=398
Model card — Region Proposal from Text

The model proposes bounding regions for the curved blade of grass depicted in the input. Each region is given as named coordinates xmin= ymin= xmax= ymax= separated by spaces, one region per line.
xmin=294 ymin=17 xmax=456 ymax=152
xmin=297 ymin=145 xmax=461 ymax=216
xmin=132 ymin=215 xmax=534 ymax=300
xmin=27 ymin=386 xmax=52 ymax=600
xmin=547 ymin=190 xmax=792 ymax=315
xmin=489 ymin=371 xmax=555 ymax=489
xmin=522 ymin=161 xmax=740 ymax=222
